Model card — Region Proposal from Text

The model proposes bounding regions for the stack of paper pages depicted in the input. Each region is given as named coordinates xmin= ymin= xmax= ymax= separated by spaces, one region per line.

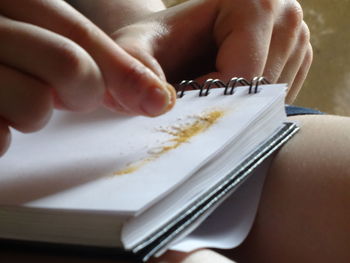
xmin=0 ymin=83 xmax=298 ymax=261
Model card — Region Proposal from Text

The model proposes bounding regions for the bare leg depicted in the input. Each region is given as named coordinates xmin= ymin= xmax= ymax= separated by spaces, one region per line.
xmin=152 ymin=249 xmax=236 ymax=263
xmin=152 ymin=114 xmax=350 ymax=263
xmin=229 ymin=114 xmax=350 ymax=262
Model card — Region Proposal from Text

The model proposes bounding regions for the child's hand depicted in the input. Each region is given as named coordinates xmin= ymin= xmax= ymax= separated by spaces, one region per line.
xmin=112 ymin=0 xmax=311 ymax=103
xmin=0 ymin=0 xmax=175 ymax=156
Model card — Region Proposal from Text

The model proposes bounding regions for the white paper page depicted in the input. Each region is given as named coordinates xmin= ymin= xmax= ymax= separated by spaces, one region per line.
xmin=122 ymin=103 xmax=285 ymax=248
xmin=0 ymin=84 xmax=285 ymax=215
xmin=170 ymin=158 xmax=271 ymax=252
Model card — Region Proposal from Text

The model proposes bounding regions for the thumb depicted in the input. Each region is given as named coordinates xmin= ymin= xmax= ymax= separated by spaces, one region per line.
xmin=110 ymin=22 xmax=176 ymax=116
xmin=105 ymin=41 xmax=176 ymax=117
xmin=111 ymin=22 xmax=167 ymax=82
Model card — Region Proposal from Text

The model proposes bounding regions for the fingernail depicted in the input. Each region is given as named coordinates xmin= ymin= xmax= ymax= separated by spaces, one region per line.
xmin=164 ymin=83 xmax=176 ymax=110
xmin=140 ymin=83 xmax=175 ymax=117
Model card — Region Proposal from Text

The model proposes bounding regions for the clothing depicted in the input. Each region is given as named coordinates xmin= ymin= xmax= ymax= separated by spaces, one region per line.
xmin=285 ymin=105 xmax=324 ymax=116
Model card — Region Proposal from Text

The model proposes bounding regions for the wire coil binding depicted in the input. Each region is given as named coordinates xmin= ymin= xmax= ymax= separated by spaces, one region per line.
xmin=176 ymin=76 xmax=270 ymax=98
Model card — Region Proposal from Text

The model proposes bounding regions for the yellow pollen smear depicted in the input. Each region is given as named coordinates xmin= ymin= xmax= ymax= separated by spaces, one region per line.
xmin=114 ymin=164 xmax=140 ymax=176
xmin=158 ymin=110 xmax=224 ymax=154
xmin=113 ymin=110 xmax=225 ymax=175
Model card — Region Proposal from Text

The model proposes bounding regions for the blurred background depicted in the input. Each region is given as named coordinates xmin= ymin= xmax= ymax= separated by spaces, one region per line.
xmin=164 ymin=0 xmax=350 ymax=116
xmin=297 ymin=0 xmax=350 ymax=116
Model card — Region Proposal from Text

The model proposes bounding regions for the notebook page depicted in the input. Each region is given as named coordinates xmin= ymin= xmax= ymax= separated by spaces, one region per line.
xmin=122 ymin=85 xmax=286 ymax=247
xmin=0 ymin=84 xmax=285 ymax=215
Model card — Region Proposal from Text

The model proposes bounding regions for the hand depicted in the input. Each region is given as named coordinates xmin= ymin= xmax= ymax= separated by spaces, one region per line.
xmin=111 ymin=0 xmax=312 ymax=102
xmin=0 ymin=0 xmax=175 ymax=156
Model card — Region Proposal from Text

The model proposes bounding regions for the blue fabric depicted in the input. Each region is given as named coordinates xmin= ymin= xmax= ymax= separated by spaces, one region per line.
xmin=285 ymin=105 xmax=324 ymax=116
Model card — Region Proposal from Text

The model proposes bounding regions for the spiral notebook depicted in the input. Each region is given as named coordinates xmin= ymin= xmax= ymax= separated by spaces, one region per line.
xmin=0 ymin=78 xmax=298 ymax=261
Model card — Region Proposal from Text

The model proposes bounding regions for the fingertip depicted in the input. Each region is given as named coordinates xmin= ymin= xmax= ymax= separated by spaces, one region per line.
xmin=164 ymin=83 xmax=177 ymax=111
xmin=107 ymin=57 xmax=177 ymax=117
xmin=140 ymin=83 xmax=176 ymax=117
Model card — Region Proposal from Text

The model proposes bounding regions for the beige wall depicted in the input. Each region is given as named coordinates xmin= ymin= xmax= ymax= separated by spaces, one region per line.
xmin=296 ymin=0 xmax=350 ymax=116
xmin=163 ymin=0 xmax=350 ymax=115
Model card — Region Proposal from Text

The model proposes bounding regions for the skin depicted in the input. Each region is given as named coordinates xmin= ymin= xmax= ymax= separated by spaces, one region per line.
xmin=0 ymin=0 xmax=176 ymax=156
xmin=229 ymin=115 xmax=350 ymax=263
xmin=5 ymin=1 xmax=348 ymax=263
xmin=155 ymin=115 xmax=350 ymax=263
xmin=0 ymin=0 xmax=312 ymax=157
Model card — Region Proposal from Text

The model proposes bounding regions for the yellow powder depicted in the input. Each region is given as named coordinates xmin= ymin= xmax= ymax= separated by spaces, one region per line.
xmin=113 ymin=110 xmax=225 ymax=175
xmin=157 ymin=110 xmax=224 ymax=154
xmin=113 ymin=160 xmax=148 ymax=176
xmin=114 ymin=164 xmax=140 ymax=176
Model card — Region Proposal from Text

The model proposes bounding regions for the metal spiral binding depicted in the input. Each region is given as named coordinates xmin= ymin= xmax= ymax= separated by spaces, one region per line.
xmin=176 ymin=76 xmax=270 ymax=98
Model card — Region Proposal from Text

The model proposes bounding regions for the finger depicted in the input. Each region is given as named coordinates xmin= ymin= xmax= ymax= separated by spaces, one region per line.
xmin=0 ymin=0 xmax=175 ymax=116
xmin=112 ymin=29 xmax=177 ymax=115
xmin=103 ymin=90 xmax=133 ymax=114
xmin=116 ymin=40 xmax=167 ymax=83
xmin=210 ymin=0 xmax=278 ymax=81
xmin=111 ymin=23 xmax=167 ymax=82
xmin=285 ymin=43 xmax=313 ymax=103
xmin=111 ymin=23 xmax=177 ymax=114
xmin=263 ymin=0 xmax=304 ymax=83
xmin=278 ymin=21 xmax=311 ymax=85
xmin=0 ymin=64 xmax=53 ymax=133
xmin=0 ymin=15 xmax=104 ymax=111
xmin=0 ymin=118 xmax=10 ymax=157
